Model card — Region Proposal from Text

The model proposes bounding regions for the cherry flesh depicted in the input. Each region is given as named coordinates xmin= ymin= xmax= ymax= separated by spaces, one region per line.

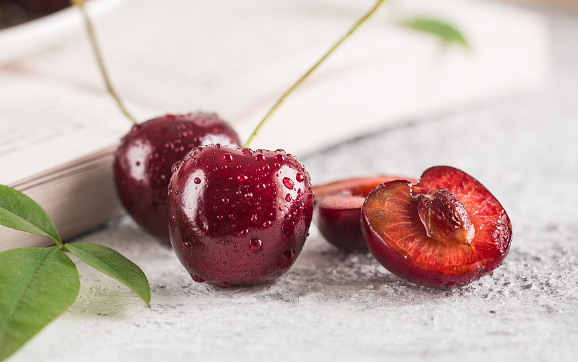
xmin=361 ymin=166 xmax=512 ymax=288
xmin=168 ymin=145 xmax=314 ymax=286
xmin=114 ymin=113 xmax=241 ymax=243
xmin=313 ymin=176 xmax=417 ymax=253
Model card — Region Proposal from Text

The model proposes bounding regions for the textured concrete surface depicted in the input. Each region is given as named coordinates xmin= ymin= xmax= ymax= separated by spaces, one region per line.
xmin=9 ymin=5 xmax=578 ymax=362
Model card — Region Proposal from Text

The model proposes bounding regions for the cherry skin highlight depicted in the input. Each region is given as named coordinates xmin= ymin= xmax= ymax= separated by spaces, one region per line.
xmin=361 ymin=166 xmax=512 ymax=288
xmin=168 ymin=145 xmax=314 ymax=286
xmin=114 ymin=113 xmax=241 ymax=243
xmin=313 ymin=176 xmax=417 ymax=253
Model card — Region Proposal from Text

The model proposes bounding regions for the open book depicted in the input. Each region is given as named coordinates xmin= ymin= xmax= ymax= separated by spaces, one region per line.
xmin=0 ymin=0 xmax=548 ymax=251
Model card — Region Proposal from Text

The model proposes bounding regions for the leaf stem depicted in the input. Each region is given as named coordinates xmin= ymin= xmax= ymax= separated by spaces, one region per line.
xmin=71 ymin=0 xmax=138 ymax=125
xmin=243 ymin=0 xmax=388 ymax=148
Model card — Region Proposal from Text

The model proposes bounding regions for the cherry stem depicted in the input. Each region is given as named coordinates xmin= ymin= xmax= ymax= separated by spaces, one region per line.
xmin=71 ymin=0 xmax=138 ymax=125
xmin=243 ymin=0 xmax=388 ymax=148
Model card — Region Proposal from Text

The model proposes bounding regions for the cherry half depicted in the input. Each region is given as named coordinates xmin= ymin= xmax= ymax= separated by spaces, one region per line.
xmin=114 ymin=113 xmax=241 ymax=243
xmin=168 ymin=145 xmax=314 ymax=286
xmin=361 ymin=166 xmax=512 ymax=288
xmin=313 ymin=176 xmax=417 ymax=253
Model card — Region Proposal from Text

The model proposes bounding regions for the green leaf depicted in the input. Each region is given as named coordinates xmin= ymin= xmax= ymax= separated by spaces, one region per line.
xmin=403 ymin=17 xmax=469 ymax=49
xmin=65 ymin=242 xmax=150 ymax=307
xmin=0 ymin=185 xmax=61 ymax=245
xmin=0 ymin=247 xmax=79 ymax=361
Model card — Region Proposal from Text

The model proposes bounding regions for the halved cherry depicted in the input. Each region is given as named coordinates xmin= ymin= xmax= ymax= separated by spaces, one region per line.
xmin=313 ymin=176 xmax=417 ymax=252
xmin=361 ymin=166 xmax=512 ymax=288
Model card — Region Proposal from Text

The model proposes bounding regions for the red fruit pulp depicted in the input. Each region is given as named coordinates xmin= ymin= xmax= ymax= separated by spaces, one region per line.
xmin=361 ymin=166 xmax=512 ymax=288
xmin=168 ymin=145 xmax=314 ymax=286
xmin=114 ymin=113 xmax=241 ymax=243
xmin=313 ymin=176 xmax=417 ymax=252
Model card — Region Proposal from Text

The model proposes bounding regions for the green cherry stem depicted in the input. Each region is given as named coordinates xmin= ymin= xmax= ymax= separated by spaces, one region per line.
xmin=243 ymin=0 xmax=388 ymax=148
xmin=71 ymin=0 xmax=138 ymax=125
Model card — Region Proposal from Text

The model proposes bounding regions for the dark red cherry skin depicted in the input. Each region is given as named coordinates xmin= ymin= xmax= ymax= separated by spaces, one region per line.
xmin=361 ymin=166 xmax=512 ymax=288
xmin=114 ymin=113 xmax=241 ymax=243
xmin=313 ymin=176 xmax=417 ymax=253
xmin=167 ymin=145 xmax=314 ymax=287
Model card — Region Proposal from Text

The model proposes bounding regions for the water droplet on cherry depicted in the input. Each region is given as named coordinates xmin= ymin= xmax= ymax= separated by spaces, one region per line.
xmin=191 ymin=274 xmax=205 ymax=283
xmin=250 ymin=238 xmax=263 ymax=254
xmin=222 ymin=153 xmax=233 ymax=162
xmin=283 ymin=177 xmax=294 ymax=190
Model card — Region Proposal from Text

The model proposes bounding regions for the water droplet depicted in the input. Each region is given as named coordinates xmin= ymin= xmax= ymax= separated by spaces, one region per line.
xmin=228 ymin=214 xmax=236 ymax=220
xmin=171 ymin=161 xmax=184 ymax=173
xmin=283 ymin=177 xmax=294 ymax=190
xmin=191 ymin=274 xmax=204 ymax=283
xmin=183 ymin=241 xmax=192 ymax=249
xmin=194 ymin=177 xmax=201 ymax=184
xmin=285 ymin=194 xmax=292 ymax=202
xmin=251 ymin=214 xmax=259 ymax=221
xmin=250 ymin=238 xmax=263 ymax=254
xmin=222 ymin=153 xmax=233 ymax=162
xmin=240 ymin=228 xmax=249 ymax=236
xmin=274 ymin=154 xmax=284 ymax=162
xmin=296 ymin=173 xmax=305 ymax=182
xmin=237 ymin=175 xmax=248 ymax=182
xmin=242 ymin=148 xmax=253 ymax=155
xmin=255 ymin=154 xmax=265 ymax=161
xmin=262 ymin=164 xmax=271 ymax=171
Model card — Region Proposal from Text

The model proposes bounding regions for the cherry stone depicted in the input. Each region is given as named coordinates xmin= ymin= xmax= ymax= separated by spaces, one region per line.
xmin=114 ymin=113 xmax=241 ymax=243
xmin=168 ymin=145 xmax=314 ymax=286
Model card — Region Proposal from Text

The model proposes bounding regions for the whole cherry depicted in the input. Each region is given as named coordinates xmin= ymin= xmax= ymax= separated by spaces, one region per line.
xmin=71 ymin=1 xmax=243 ymax=243
xmin=167 ymin=0 xmax=388 ymax=286
xmin=361 ymin=166 xmax=512 ymax=288
xmin=114 ymin=113 xmax=241 ymax=243
xmin=168 ymin=145 xmax=313 ymax=286
xmin=313 ymin=176 xmax=417 ymax=253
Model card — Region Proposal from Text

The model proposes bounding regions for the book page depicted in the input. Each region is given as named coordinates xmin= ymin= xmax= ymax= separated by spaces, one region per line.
xmin=13 ymin=0 xmax=548 ymax=154
xmin=0 ymin=71 xmax=159 ymax=185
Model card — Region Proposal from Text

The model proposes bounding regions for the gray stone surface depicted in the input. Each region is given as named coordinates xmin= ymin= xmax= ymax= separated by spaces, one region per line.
xmin=10 ymin=5 xmax=578 ymax=362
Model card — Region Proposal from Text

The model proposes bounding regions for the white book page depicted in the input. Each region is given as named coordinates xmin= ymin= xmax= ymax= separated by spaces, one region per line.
xmin=14 ymin=0 xmax=548 ymax=154
xmin=0 ymin=71 xmax=159 ymax=185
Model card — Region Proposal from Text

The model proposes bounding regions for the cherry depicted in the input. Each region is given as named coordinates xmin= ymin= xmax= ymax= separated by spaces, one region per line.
xmin=166 ymin=0 xmax=387 ymax=286
xmin=168 ymin=145 xmax=313 ymax=286
xmin=313 ymin=176 xmax=417 ymax=253
xmin=114 ymin=113 xmax=241 ymax=243
xmin=70 ymin=1 xmax=243 ymax=242
xmin=361 ymin=166 xmax=512 ymax=288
